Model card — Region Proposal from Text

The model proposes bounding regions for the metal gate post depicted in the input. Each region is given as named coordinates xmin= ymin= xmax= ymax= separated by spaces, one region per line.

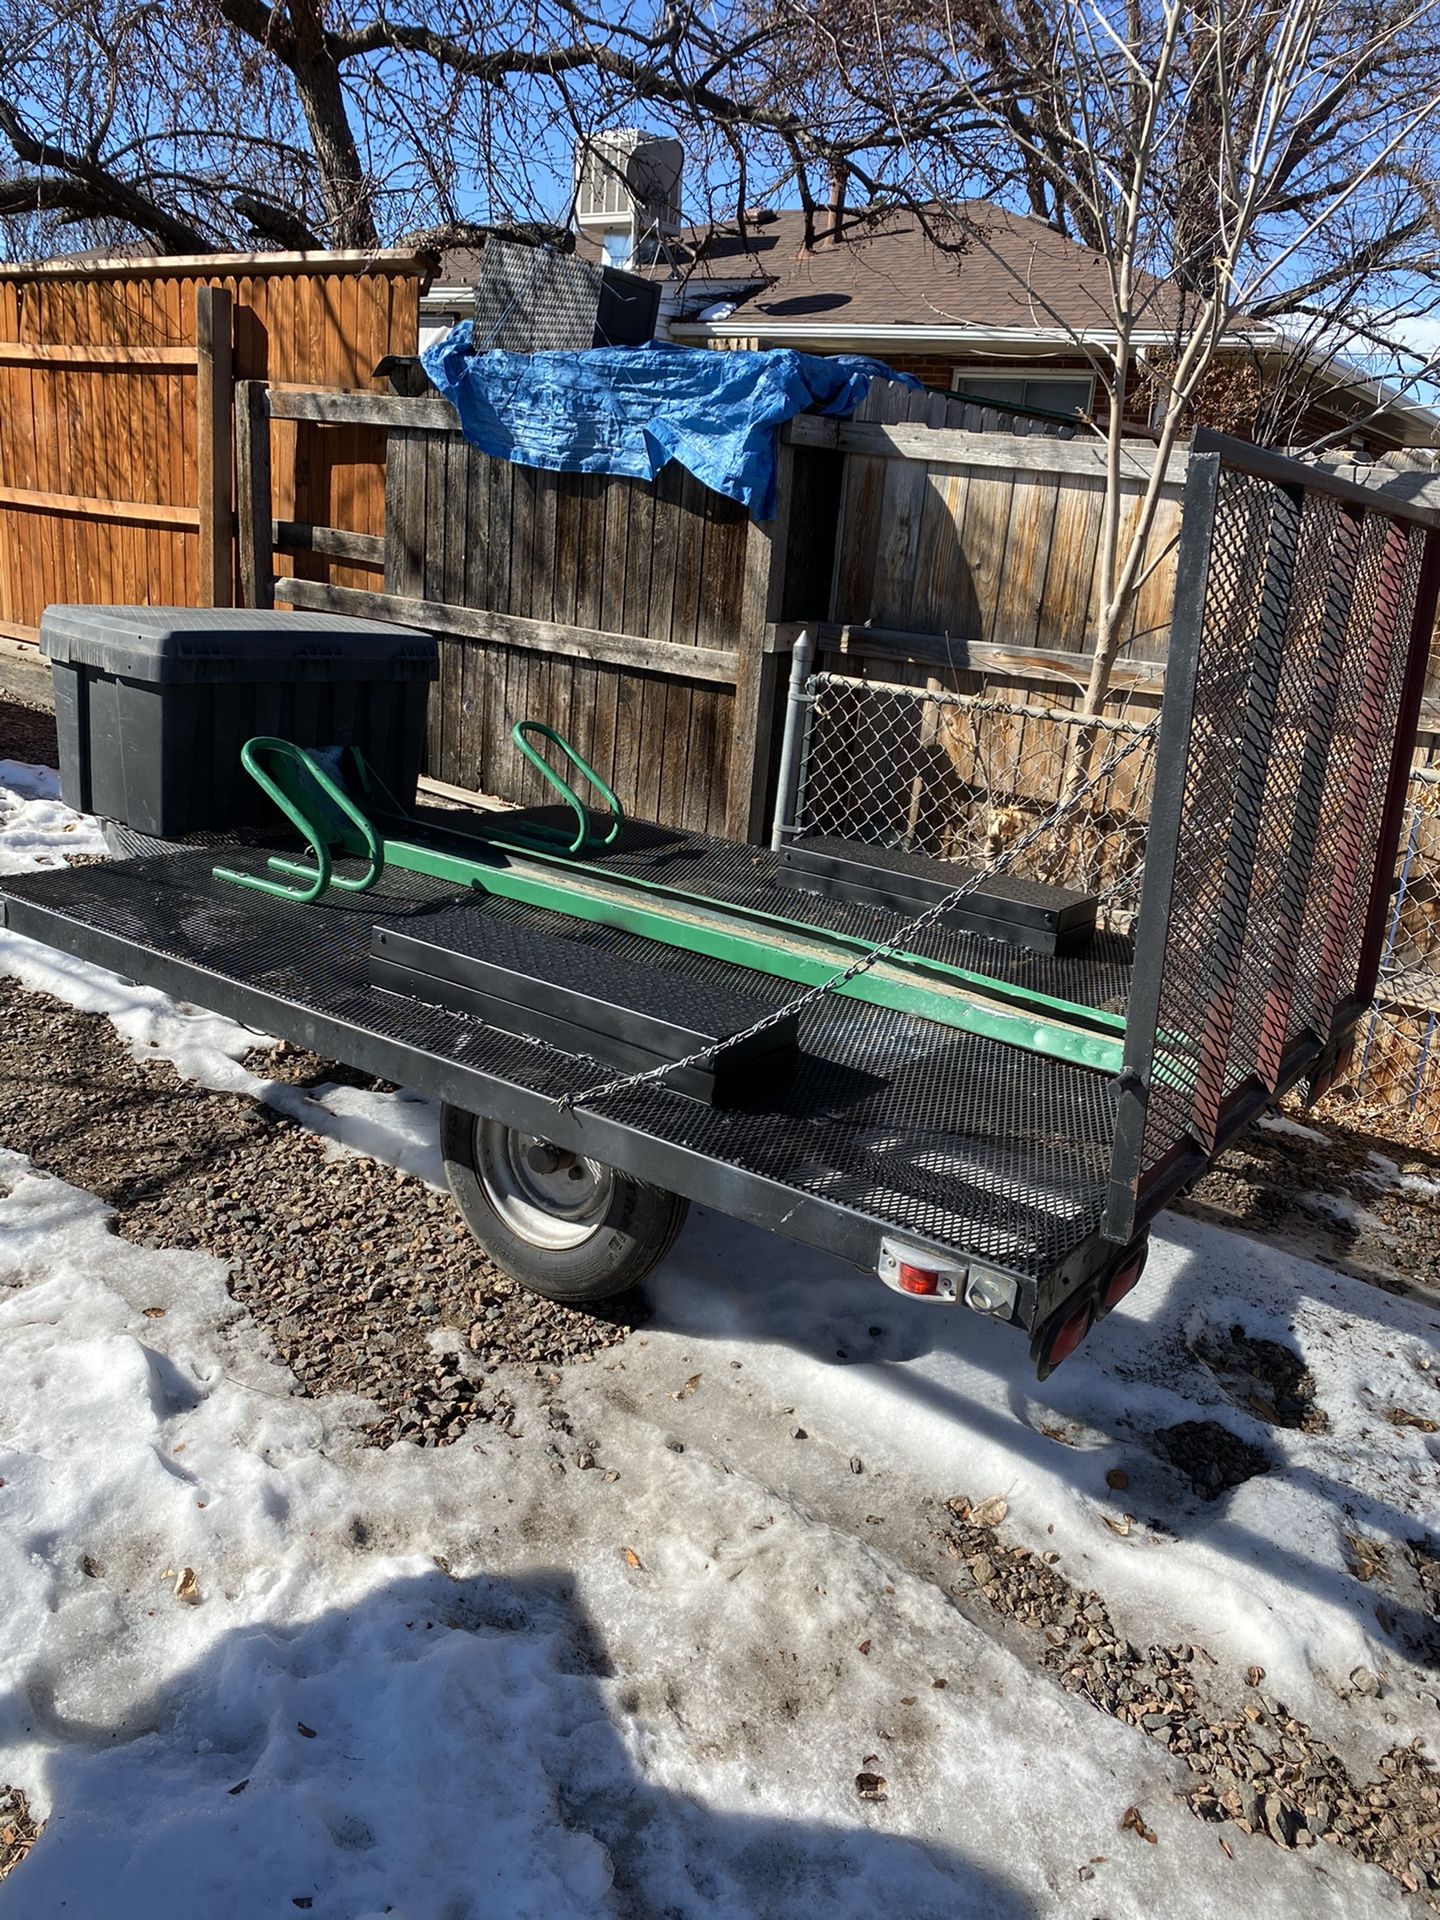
xmin=1102 ymin=451 xmax=1221 ymax=1244
xmin=770 ymin=628 xmax=815 ymax=852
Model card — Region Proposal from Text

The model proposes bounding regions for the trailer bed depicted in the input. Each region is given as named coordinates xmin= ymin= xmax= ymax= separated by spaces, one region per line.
xmin=0 ymin=812 xmax=1131 ymax=1288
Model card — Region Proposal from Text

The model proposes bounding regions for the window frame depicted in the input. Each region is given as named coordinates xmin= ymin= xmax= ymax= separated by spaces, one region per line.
xmin=948 ymin=367 xmax=1097 ymax=418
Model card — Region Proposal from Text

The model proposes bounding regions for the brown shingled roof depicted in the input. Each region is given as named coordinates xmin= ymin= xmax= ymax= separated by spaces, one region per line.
xmin=678 ymin=204 xmax=1173 ymax=333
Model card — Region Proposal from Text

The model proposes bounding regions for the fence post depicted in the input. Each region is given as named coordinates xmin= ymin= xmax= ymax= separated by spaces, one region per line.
xmin=195 ymin=284 xmax=234 ymax=607
xmin=235 ymin=379 xmax=274 ymax=609
xmin=725 ymin=440 xmax=795 ymax=841
xmin=770 ymin=628 xmax=815 ymax=850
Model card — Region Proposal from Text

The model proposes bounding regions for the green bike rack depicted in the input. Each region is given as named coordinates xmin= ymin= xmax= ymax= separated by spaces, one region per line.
xmin=508 ymin=721 xmax=623 ymax=854
xmin=212 ymin=739 xmax=383 ymax=903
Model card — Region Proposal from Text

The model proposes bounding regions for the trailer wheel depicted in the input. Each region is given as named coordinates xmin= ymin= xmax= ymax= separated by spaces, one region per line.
xmin=440 ymin=1104 xmax=688 ymax=1303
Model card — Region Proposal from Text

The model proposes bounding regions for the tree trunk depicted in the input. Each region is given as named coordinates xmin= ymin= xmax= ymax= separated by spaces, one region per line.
xmin=284 ymin=0 xmax=378 ymax=248
xmin=1082 ymin=595 xmax=1128 ymax=719
xmin=1044 ymin=594 xmax=1128 ymax=873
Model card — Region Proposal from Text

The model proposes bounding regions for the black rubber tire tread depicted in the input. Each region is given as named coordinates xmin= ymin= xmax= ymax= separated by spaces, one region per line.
xmin=439 ymin=1101 xmax=689 ymax=1302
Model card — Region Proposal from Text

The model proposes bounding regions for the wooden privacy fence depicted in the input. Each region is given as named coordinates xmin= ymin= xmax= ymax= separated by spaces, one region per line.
xmin=0 ymin=251 xmax=428 ymax=642
xmin=757 ymin=391 xmax=1186 ymax=854
xmin=237 ymin=381 xmax=817 ymax=841
xmin=798 ymin=397 xmax=1440 ymax=718
xmin=0 ymin=283 xmax=232 ymax=630
xmin=785 ymin=394 xmax=1185 ymax=710
xmin=230 ymin=368 xmax=1440 ymax=847
xmin=230 ymin=372 xmax=1188 ymax=841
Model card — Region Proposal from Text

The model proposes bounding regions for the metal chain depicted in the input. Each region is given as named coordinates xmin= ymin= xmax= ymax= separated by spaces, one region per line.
xmin=555 ymin=715 xmax=1159 ymax=1114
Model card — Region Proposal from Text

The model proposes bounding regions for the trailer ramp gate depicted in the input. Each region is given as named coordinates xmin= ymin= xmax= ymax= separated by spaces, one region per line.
xmin=1105 ymin=432 xmax=1440 ymax=1241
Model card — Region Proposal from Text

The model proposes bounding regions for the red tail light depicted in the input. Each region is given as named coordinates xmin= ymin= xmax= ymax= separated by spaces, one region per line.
xmin=1101 ymin=1248 xmax=1146 ymax=1314
xmin=896 ymin=1262 xmax=941 ymax=1296
xmin=1038 ymin=1301 xmax=1092 ymax=1378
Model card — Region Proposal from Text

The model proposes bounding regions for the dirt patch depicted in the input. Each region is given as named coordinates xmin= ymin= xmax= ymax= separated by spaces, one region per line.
xmin=1190 ymin=1324 xmax=1329 ymax=1433
xmin=1151 ymin=1419 xmax=1273 ymax=1499
xmin=1320 ymin=1084 xmax=1440 ymax=1159
xmin=942 ymin=1498 xmax=1440 ymax=1905
xmin=0 ymin=1785 xmax=41 ymax=1884
xmin=0 ymin=695 xmax=58 ymax=768
xmin=1388 ymin=1405 xmax=1440 ymax=1434
xmin=0 ymin=978 xmax=643 ymax=1448
xmin=1179 ymin=1105 xmax=1440 ymax=1302
xmin=1344 ymin=1531 xmax=1389 ymax=1585
xmin=1407 ymin=1539 xmax=1440 ymax=1617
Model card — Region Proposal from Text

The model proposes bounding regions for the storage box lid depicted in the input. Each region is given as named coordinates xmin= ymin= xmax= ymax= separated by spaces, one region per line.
xmin=39 ymin=606 xmax=438 ymax=684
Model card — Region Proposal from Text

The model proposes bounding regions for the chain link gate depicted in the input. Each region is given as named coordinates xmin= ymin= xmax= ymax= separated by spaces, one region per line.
xmin=784 ymin=677 xmax=1159 ymax=930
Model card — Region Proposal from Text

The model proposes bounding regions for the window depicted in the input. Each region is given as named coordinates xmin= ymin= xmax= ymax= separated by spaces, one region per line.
xmin=950 ymin=369 xmax=1095 ymax=420
xmin=600 ymin=230 xmax=632 ymax=271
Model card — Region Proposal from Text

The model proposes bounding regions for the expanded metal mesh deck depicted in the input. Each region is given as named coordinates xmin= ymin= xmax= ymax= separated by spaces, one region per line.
xmin=0 ymin=822 xmax=1129 ymax=1280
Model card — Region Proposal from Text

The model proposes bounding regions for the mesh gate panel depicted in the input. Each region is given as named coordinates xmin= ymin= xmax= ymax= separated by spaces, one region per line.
xmin=1110 ymin=438 xmax=1439 ymax=1238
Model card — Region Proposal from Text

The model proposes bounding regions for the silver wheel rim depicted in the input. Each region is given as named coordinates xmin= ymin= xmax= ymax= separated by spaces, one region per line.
xmin=474 ymin=1119 xmax=614 ymax=1251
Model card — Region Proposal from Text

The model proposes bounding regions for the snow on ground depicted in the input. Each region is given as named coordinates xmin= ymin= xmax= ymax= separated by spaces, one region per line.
xmin=641 ymin=1205 xmax=1440 ymax=1757
xmin=1365 ymin=1151 xmax=1440 ymax=1202
xmin=0 ymin=759 xmax=108 ymax=874
xmin=0 ymin=755 xmax=1436 ymax=1916
xmin=0 ymin=1151 xmax=1415 ymax=1920
xmin=1256 ymin=1113 xmax=1329 ymax=1146
xmin=1298 ymin=1188 xmax=1391 ymax=1236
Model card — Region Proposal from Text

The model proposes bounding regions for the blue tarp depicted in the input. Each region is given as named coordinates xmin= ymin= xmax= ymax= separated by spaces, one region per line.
xmin=419 ymin=327 xmax=919 ymax=519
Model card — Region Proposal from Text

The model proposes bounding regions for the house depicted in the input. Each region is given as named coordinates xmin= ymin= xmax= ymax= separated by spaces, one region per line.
xmin=421 ymin=144 xmax=1440 ymax=453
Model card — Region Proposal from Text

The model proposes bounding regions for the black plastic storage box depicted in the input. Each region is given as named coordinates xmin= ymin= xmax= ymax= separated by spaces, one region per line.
xmin=40 ymin=606 xmax=438 ymax=839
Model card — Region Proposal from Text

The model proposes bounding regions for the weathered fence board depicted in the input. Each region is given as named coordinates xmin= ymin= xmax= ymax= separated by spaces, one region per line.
xmin=824 ymin=423 xmax=1185 ymax=691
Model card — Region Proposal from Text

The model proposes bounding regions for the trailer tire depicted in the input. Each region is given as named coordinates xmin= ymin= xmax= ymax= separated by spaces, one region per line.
xmin=440 ymin=1104 xmax=688 ymax=1303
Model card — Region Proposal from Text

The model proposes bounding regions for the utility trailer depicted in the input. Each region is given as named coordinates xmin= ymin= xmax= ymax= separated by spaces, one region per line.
xmin=1 ymin=433 xmax=1434 ymax=1378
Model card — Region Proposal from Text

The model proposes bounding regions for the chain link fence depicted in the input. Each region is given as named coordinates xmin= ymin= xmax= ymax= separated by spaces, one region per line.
xmin=789 ymin=670 xmax=1440 ymax=1135
xmin=1354 ymin=767 xmax=1440 ymax=1127
xmin=791 ymin=672 xmax=1160 ymax=928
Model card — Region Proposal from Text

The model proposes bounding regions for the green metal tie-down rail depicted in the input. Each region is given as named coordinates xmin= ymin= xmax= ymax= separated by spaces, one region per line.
xmin=211 ymin=731 xmax=1127 ymax=1076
